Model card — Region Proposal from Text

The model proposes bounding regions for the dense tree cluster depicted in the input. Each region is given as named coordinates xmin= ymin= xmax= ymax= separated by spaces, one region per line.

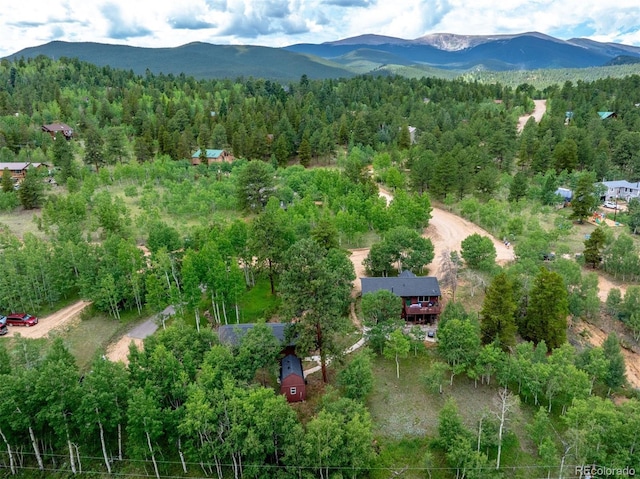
xmin=0 ymin=326 xmax=374 ymax=478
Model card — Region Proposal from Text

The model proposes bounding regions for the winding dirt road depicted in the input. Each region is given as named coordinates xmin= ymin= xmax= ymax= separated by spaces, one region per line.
xmin=350 ymin=188 xmax=514 ymax=292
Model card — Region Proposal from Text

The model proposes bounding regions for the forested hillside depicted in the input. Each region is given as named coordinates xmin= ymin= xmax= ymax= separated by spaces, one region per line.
xmin=1 ymin=55 xmax=640 ymax=478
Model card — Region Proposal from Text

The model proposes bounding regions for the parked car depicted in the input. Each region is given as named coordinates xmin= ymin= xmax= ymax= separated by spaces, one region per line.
xmin=603 ymin=201 xmax=618 ymax=209
xmin=0 ymin=316 xmax=7 ymax=336
xmin=5 ymin=313 xmax=38 ymax=327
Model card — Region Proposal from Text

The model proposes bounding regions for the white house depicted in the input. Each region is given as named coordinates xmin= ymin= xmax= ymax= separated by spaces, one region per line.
xmin=600 ymin=180 xmax=640 ymax=202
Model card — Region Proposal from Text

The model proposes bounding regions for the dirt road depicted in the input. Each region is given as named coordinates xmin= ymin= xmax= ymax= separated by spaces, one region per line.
xmin=105 ymin=306 xmax=173 ymax=364
xmin=350 ymin=189 xmax=514 ymax=290
xmin=517 ymin=99 xmax=547 ymax=132
xmin=4 ymin=300 xmax=91 ymax=339
xmin=425 ymin=206 xmax=514 ymax=277
xmin=353 ymin=186 xmax=640 ymax=389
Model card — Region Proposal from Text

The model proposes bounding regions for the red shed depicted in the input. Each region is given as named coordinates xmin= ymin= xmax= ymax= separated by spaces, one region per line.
xmin=280 ymin=354 xmax=305 ymax=402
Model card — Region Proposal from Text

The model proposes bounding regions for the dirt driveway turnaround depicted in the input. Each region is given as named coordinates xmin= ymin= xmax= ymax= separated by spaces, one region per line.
xmin=425 ymin=206 xmax=514 ymax=277
xmin=4 ymin=300 xmax=91 ymax=339
xmin=350 ymin=188 xmax=514 ymax=291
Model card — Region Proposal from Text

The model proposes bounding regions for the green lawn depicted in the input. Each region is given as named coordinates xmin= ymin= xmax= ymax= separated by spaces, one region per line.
xmin=236 ymin=278 xmax=282 ymax=323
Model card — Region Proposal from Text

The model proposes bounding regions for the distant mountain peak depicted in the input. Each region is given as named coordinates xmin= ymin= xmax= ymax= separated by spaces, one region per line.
xmin=413 ymin=31 xmax=563 ymax=51
xmin=6 ymin=32 xmax=640 ymax=81
xmin=324 ymin=34 xmax=412 ymax=46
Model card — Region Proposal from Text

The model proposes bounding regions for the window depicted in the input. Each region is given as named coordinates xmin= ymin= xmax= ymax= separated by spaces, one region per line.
xmin=290 ymin=387 xmax=297 ymax=395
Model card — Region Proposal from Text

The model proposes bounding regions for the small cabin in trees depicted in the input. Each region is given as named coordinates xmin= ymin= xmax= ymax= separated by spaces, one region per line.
xmin=42 ymin=122 xmax=74 ymax=140
xmin=190 ymin=149 xmax=234 ymax=165
xmin=280 ymin=354 xmax=306 ymax=402
xmin=0 ymin=162 xmax=47 ymax=181
xmin=218 ymin=322 xmax=293 ymax=352
xmin=218 ymin=323 xmax=306 ymax=402
xmin=361 ymin=270 xmax=441 ymax=324
xmin=598 ymin=111 xmax=617 ymax=120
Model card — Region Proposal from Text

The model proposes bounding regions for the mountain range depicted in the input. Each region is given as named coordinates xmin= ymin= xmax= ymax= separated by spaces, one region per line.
xmin=5 ymin=32 xmax=640 ymax=81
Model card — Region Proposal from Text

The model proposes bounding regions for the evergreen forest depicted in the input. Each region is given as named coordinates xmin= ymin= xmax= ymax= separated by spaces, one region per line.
xmin=1 ymin=55 xmax=640 ymax=478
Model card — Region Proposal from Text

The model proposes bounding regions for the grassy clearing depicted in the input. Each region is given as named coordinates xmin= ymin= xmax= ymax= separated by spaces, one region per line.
xmin=236 ymin=278 xmax=282 ymax=323
xmin=49 ymin=313 xmax=129 ymax=369
xmin=370 ymin=436 xmax=435 ymax=479
xmin=367 ymin=352 xmax=538 ymax=478
xmin=0 ymin=207 xmax=42 ymax=239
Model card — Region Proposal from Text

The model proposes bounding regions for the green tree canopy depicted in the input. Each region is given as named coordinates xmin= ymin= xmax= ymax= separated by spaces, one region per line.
xmin=360 ymin=289 xmax=403 ymax=354
xmin=520 ymin=267 xmax=568 ymax=350
xmin=279 ymin=238 xmax=355 ymax=382
xmin=570 ymin=171 xmax=598 ymax=223
xmin=235 ymin=160 xmax=276 ymax=212
xmin=18 ymin=166 xmax=44 ymax=210
xmin=461 ymin=233 xmax=497 ymax=271
xmin=480 ymin=272 xmax=517 ymax=349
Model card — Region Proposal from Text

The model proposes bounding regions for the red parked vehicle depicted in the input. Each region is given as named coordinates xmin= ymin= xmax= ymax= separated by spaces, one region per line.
xmin=5 ymin=313 xmax=38 ymax=327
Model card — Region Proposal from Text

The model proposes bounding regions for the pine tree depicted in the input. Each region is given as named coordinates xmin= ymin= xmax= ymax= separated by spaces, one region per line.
xmin=18 ymin=167 xmax=44 ymax=209
xmin=480 ymin=272 xmax=517 ymax=349
xmin=570 ymin=171 xmax=598 ymax=223
xmin=84 ymin=127 xmax=105 ymax=172
xmin=521 ymin=267 xmax=568 ymax=350
xmin=508 ymin=171 xmax=528 ymax=202
xmin=1 ymin=168 xmax=14 ymax=193
xmin=134 ymin=131 xmax=154 ymax=163
xmin=51 ymin=134 xmax=75 ymax=184
xmin=398 ymin=124 xmax=411 ymax=150
xmin=602 ymin=333 xmax=627 ymax=394
xmin=583 ymin=226 xmax=606 ymax=268
xmin=298 ymin=136 xmax=311 ymax=167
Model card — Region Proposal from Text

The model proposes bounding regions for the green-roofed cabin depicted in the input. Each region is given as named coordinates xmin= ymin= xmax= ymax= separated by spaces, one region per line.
xmin=597 ymin=111 xmax=617 ymax=120
xmin=191 ymin=149 xmax=234 ymax=165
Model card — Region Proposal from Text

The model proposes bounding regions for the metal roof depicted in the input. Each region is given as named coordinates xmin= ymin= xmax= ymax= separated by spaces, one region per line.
xmin=191 ymin=149 xmax=225 ymax=158
xmin=281 ymin=354 xmax=304 ymax=380
xmin=42 ymin=122 xmax=73 ymax=132
xmin=361 ymin=271 xmax=441 ymax=297
xmin=601 ymin=180 xmax=640 ymax=190
xmin=218 ymin=323 xmax=291 ymax=346
xmin=0 ymin=162 xmax=44 ymax=171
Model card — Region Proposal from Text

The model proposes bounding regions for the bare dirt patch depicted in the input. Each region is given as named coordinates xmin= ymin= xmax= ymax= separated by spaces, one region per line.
xmin=596 ymin=274 xmax=628 ymax=302
xmin=4 ymin=300 xmax=91 ymax=339
xmin=517 ymin=99 xmax=547 ymax=133
xmin=578 ymin=321 xmax=640 ymax=389
xmin=349 ymin=248 xmax=370 ymax=293
xmin=106 ymin=336 xmax=143 ymax=364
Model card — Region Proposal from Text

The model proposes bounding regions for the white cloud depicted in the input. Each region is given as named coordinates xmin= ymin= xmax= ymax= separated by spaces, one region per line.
xmin=1 ymin=0 xmax=639 ymax=58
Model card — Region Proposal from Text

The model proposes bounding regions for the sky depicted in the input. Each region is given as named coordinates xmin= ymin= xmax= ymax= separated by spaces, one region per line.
xmin=2 ymin=0 xmax=640 ymax=58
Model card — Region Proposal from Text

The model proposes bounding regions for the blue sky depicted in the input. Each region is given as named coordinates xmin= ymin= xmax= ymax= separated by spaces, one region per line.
xmin=2 ymin=0 xmax=640 ymax=57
